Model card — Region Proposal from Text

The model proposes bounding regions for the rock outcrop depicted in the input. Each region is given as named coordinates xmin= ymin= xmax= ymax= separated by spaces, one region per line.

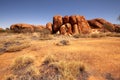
xmin=114 ymin=24 xmax=120 ymax=33
xmin=0 ymin=27 xmax=5 ymax=32
xmin=52 ymin=15 xmax=91 ymax=35
xmin=46 ymin=22 xmax=53 ymax=33
xmin=53 ymin=15 xmax=63 ymax=33
xmin=33 ymin=25 xmax=45 ymax=32
xmin=9 ymin=15 xmax=118 ymax=34
xmin=88 ymin=18 xmax=115 ymax=32
xmin=10 ymin=23 xmax=34 ymax=33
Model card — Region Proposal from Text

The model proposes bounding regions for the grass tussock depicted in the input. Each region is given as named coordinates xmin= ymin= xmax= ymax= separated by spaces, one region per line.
xmin=39 ymin=55 xmax=89 ymax=80
xmin=31 ymin=32 xmax=53 ymax=40
xmin=6 ymin=55 xmax=89 ymax=80
xmin=56 ymin=40 xmax=70 ymax=46
xmin=73 ymin=32 xmax=120 ymax=38
xmin=5 ymin=56 xmax=39 ymax=80
xmin=0 ymin=36 xmax=30 ymax=54
xmin=11 ymin=56 xmax=34 ymax=71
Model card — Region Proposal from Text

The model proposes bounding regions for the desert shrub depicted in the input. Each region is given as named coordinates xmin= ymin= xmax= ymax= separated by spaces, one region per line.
xmin=6 ymin=41 xmax=30 ymax=52
xmin=57 ymin=61 xmax=88 ymax=80
xmin=11 ymin=56 xmax=34 ymax=71
xmin=6 ymin=55 xmax=89 ymax=80
xmin=90 ymin=33 xmax=100 ymax=38
xmin=98 ymin=33 xmax=106 ymax=37
xmin=56 ymin=40 xmax=70 ymax=46
xmin=110 ymin=33 xmax=120 ymax=37
xmin=73 ymin=34 xmax=90 ymax=38
xmin=5 ymin=56 xmax=40 ymax=80
xmin=0 ymin=37 xmax=30 ymax=54
xmin=42 ymin=55 xmax=57 ymax=65
xmin=31 ymin=32 xmax=53 ymax=40
xmin=39 ymin=55 xmax=89 ymax=80
xmin=105 ymin=32 xmax=113 ymax=36
xmin=39 ymin=29 xmax=53 ymax=40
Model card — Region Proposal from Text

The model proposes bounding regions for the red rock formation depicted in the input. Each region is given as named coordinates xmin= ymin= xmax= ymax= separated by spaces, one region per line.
xmin=73 ymin=24 xmax=79 ymax=34
xmin=46 ymin=22 xmax=53 ymax=33
xmin=88 ymin=18 xmax=115 ymax=32
xmin=114 ymin=24 xmax=120 ymax=33
xmin=65 ymin=23 xmax=72 ymax=34
xmin=0 ymin=27 xmax=5 ymax=32
xmin=33 ymin=25 xmax=45 ymax=32
xmin=69 ymin=15 xmax=77 ymax=25
xmin=53 ymin=15 xmax=63 ymax=33
xmin=63 ymin=15 xmax=69 ymax=24
xmin=60 ymin=25 xmax=67 ymax=35
xmin=10 ymin=23 xmax=34 ymax=33
xmin=52 ymin=15 xmax=91 ymax=35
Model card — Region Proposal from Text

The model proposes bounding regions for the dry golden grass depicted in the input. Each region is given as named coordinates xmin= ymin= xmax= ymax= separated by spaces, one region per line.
xmin=0 ymin=33 xmax=120 ymax=80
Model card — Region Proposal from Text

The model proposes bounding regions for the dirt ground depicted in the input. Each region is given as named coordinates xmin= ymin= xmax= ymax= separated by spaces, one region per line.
xmin=0 ymin=33 xmax=120 ymax=80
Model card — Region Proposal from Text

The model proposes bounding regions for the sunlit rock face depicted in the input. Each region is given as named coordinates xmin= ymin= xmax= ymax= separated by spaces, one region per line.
xmin=52 ymin=15 xmax=91 ymax=35
xmin=10 ymin=15 xmax=118 ymax=34
xmin=88 ymin=18 xmax=115 ymax=32
xmin=10 ymin=23 xmax=34 ymax=33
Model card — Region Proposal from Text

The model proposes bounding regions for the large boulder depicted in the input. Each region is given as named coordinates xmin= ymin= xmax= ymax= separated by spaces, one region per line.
xmin=53 ymin=15 xmax=63 ymax=33
xmin=46 ymin=22 xmax=53 ymax=33
xmin=0 ymin=27 xmax=5 ymax=32
xmin=69 ymin=15 xmax=77 ymax=25
xmin=65 ymin=23 xmax=72 ymax=35
xmin=10 ymin=23 xmax=34 ymax=33
xmin=52 ymin=15 xmax=91 ymax=35
xmin=77 ymin=15 xmax=91 ymax=34
xmin=33 ymin=25 xmax=45 ymax=32
xmin=60 ymin=25 xmax=67 ymax=35
xmin=63 ymin=15 xmax=69 ymax=24
xmin=88 ymin=18 xmax=115 ymax=32
xmin=88 ymin=19 xmax=103 ymax=28
xmin=114 ymin=24 xmax=120 ymax=33
xmin=73 ymin=24 xmax=79 ymax=34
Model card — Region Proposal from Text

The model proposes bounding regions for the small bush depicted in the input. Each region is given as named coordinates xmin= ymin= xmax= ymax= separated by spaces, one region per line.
xmin=39 ymin=55 xmax=89 ymax=80
xmin=90 ymin=33 xmax=100 ymax=38
xmin=57 ymin=61 xmax=88 ymax=80
xmin=12 ymin=56 xmax=34 ymax=71
xmin=31 ymin=32 xmax=53 ymax=40
xmin=56 ymin=40 xmax=70 ymax=46
xmin=42 ymin=55 xmax=57 ymax=65
xmin=73 ymin=34 xmax=89 ymax=38
xmin=5 ymin=56 xmax=41 ymax=80
xmin=111 ymin=33 xmax=120 ymax=37
xmin=0 ymin=38 xmax=30 ymax=53
xmin=6 ymin=41 xmax=30 ymax=52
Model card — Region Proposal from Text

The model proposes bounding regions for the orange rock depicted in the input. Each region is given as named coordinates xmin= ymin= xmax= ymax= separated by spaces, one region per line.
xmin=114 ymin=24 xmax=120 ymax=33
xmin=10 ymin=23 xmax=34 ymax=33
xmin=88 ymin=18 xmax=115 ymax=32
xmin=46 ymin=22 xmax=53 ymax=33
xmin=33 ymin=25 xmax=45 ymax=32
xmin=0 ymin=27 xmax=5 ymax=32
xmin=69 ymin=15 xmax=77 ymax=25
xmin=60 ymin=25 xmax=67 ymax=35
xmin=65 ymin=23 xmax=72 ymax=34
xmin=73 ymin=24 xmax=79 ymax=34
xmin=53 ymin=15 xmax=63 ymax=33
xmin=63 ymin=15 xmax=69 ymax=24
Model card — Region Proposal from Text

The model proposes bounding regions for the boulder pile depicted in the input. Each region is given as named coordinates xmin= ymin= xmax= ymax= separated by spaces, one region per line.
xmin=88 ymin=18 xmax=115 ymax=32
xmin=9 ymin=15 xmax=119 ymax=34
xmin=52 ymin=15 xmax=91 ymax=35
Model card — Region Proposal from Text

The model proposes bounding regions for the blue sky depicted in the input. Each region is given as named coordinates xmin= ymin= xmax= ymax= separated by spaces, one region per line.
xmin=0 ymin=0 xmax=120 ymax=28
